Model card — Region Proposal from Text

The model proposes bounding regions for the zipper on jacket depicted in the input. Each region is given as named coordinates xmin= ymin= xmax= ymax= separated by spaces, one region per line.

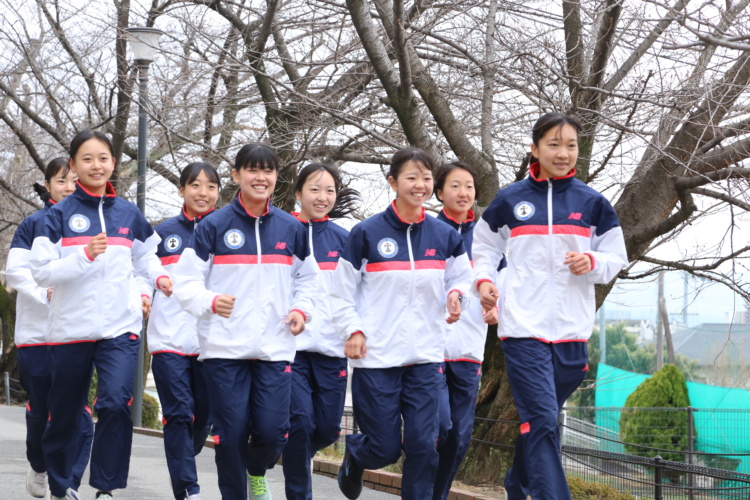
xmin=547 ymin=178 xmax=555 ymax=337
xmin=307 ymin=221 xmax=315 ymax=343
xmin=406 ymin=224 xmax=416 ymax=353
xmin=98 ymin=196 xmax=107 ymax=234
xmin=547 ymin=179 xmax=553 ymax=235
xmin=97 ymin=195 xmax=106 ymax=338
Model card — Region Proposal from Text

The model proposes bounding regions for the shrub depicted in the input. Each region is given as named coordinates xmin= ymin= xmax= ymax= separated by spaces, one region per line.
xmin=568 ymin=477 xmax=636 ymax=499
xmin=619 ymin=364 xmax=691 ymax=463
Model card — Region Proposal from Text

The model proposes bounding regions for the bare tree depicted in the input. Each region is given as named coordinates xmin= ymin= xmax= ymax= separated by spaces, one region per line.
xmin=2 ymin=0 xmax=750 ymax=483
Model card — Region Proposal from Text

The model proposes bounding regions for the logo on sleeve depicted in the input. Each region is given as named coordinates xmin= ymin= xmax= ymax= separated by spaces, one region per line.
xmin=513 ymin=202 xmax=535 ymax=221
xmin=68 ymin=214 xmax=91 ymax=233
xmin=165 ymin=234 xmax=182 ymax=252
xmin=224 ymin=229 xmax=245 ymax=249
xmin=377 ymin=238 xmax=398 ymax=258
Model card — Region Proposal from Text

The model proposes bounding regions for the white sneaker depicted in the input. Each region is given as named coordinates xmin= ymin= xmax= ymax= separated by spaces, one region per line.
xmin=51 ymin=488 xmax=81 ymax=500
xmin=95 ymin=493 xmax=113 ymax=500
xmin=26 ymin=467 xmax=48 ymax=498
xmin=187 ymin=494 xmax=201 ymax=500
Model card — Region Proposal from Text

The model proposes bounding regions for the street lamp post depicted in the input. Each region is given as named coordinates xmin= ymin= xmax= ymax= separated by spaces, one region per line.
xmin=125 ymin=26 xmax=163 ymax=427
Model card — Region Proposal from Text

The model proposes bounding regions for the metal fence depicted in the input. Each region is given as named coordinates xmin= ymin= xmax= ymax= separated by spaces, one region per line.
xmin=333 ymin=405 xmax=750 ymax=499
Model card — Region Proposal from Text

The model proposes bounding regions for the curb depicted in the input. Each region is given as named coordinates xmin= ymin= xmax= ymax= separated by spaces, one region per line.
xmin=133 ymin=428 xmax=497 ymax=500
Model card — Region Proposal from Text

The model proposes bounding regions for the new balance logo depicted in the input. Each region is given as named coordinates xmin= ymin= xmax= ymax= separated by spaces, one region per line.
xmin=275 ymin=242 xmax=287 ymax=249
xmin=568 ymin=213 xmax=582 ymax=220
xmin=328 ymin=251 xmax=339 ymax=258
xmin=425 ymin=249 xmax=436 ymax=256
xmin=118 ymin=227 xmax=130 ymax=234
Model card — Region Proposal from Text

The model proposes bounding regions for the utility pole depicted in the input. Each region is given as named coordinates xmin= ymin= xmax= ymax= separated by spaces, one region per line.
xmin=599 ymin=305 xmax=606 ymax=365
xmin=656 ymin=272 xmax=664 ymax=370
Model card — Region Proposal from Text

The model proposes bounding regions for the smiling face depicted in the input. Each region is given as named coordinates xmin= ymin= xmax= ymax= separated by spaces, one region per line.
xmin=296 ymin=169 xmax=336 ymax=221
xmin=232 ymin=162 xmax=277 ymax=207
xmin=46 ymin=168 xmax=78 ymax=203
xmin=530 ymin=123 xmax=579 ymax=179
xmin=388 ymin=160 xmax=433 ymax=210
xmin=437 ymin=167 xmax=475 ymax=219
xmin=180 ymin=169 xmax=219 ymax=218
xmin=69 ymin=138 xmax=115 ymax=195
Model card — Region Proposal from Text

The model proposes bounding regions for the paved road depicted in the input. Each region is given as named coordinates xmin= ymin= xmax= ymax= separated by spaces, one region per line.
xmin=0 ymin=405 xmax=395 ymax=499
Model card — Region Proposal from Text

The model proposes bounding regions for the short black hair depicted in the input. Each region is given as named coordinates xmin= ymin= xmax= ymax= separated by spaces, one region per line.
xmin=295 ymin=163 xmax=361 ymax=218
xmin=234 ymin=143 xmax=280 ymax=171
xmin=531 ymin=112 xmax=582 ymax=146
xmin=434 ymin=160 xmax=480 ymax=203
xmin=69 ymin=130 xmax=114 ymax=159
xmin=388 ymin=147 xmax=436 ymax=180
xmin=180 ymin=162 xmax=221 ymax=189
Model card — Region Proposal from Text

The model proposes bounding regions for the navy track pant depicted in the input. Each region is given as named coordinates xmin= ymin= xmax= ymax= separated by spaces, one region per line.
xmin=43 ymin=332 xmax=139 ymax=497
xmin=501 ymin=338 xmax=588 ymax=500
xmin=282 ymin=351 xmax=348 ymax=500
xmin=152 ymin=352 xmax=211 ymax=499
xmin=17 ymin=345 xmax=94 ymax=490
xmin=433 ymin=361 xmax=482 ymax=500
xmin=347 ymin=363 xmax=443 ymax=500
xmin=203 ymin=359 xmax=292 ymax=500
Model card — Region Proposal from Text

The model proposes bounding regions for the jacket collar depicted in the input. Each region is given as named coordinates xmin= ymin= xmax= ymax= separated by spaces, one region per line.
xmin=292 ymin=212 xmax=329 ymax=234
xmin=232 ymin=193 xmax=272 ymax=219
xmin=71 ymin=180 xmax=117 ymax=206
xmin=384 ymin=200 xmax=425 ymax=230
xmin=179 ymin=204 xmax=215 ymax=224
xmin=528 ymin=162 xmax=576 ymax=192
xmin=438 ymin=208 xmax=475 ymax=231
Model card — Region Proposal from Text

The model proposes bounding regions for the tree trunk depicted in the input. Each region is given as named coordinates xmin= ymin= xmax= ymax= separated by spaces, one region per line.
xmin=0 ymin=286 xmax=21 ymax=401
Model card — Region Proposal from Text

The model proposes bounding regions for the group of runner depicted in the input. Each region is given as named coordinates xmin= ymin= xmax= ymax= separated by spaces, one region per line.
xmin=7 ymin=112 xmax=628 ymax=500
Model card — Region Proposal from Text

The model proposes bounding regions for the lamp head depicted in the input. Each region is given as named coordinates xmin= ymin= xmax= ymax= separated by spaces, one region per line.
xmin=125 ymin=27 xmax=163 ymax=63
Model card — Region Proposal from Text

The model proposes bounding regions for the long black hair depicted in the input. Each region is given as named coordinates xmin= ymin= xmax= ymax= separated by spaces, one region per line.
xmin=295 ymin=163 xmax=360 ymax=218
xmin=69 ymin=130 xmax=114 ymax=158
xmin=33 ymin=157 xmax=71 ymax=203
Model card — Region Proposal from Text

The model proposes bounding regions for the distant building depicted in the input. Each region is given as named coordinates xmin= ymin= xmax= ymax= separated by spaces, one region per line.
xmin=673 ymin=323 xmax=750 ymax=388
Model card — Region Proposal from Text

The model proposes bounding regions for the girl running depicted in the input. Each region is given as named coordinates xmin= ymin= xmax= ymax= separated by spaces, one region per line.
xmin=331 ymin=147 xmax=473 ymax=500
xmin=6 ymin=158 xmax=93 ymax=498
xmin=282 ymin=163 xmax=360 ymax=500
xmin=432 ymin=161 xmax=500 ymax=500
xmin=147 ymin=162 xmax=221 ymax=500
xmin=472 ymin=113 xmax=628 ymax=500
xmin=172 ymin=143 xmax=318 ymax=500
xmin=29 ymin=130 xmax=171 ymax=500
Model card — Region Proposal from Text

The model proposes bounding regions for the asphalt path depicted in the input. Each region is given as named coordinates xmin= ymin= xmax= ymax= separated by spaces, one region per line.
xmin=0 ymin=405 xmax=396 ymax=499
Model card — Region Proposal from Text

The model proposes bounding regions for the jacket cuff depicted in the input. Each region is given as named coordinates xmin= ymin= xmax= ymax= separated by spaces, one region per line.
xmin=211 ymin=295 xmax=220 ymax=314
xmin=583 ymin=252 xmax=596 ymax=270
xmin=155 ymin=274 xmax=170 ymax=289
xmin=83 ymin=246 xmax=95 ymax=262
xmin=290 ymin=309 xmax=307 ymax=322
xmin=476 ymin=278 xmax=493 ymax=290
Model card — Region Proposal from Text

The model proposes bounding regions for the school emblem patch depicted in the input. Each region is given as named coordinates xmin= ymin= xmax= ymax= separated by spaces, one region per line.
xmin=223 ymin=229 xmax=245 ymax=249
xmin=513 ymin=201 xmax=535 ymax=221
xmin=165 ymin=234 xmax=182 ymax=252
xmin=68 ymin=214 xmax=90 ymax=233
xmin=377 ymin=238 xmax=398 ymax=258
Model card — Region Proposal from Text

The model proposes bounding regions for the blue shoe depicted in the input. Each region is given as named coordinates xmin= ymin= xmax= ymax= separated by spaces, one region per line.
xmin=338 ymin=447 xmax=363 ymax=499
